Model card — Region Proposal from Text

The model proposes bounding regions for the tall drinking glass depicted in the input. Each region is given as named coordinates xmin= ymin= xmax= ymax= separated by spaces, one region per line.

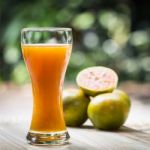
xmin=21 ymin=27 xmax=72 ymax=145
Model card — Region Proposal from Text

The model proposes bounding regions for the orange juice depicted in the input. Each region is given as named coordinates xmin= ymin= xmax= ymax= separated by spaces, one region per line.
xmin=22 ymin=44 xmax=71 ymax=132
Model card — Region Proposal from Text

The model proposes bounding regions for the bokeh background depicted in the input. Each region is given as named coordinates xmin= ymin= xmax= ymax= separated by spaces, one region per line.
xmin=0 ymin=0 xmax=150 ymax=85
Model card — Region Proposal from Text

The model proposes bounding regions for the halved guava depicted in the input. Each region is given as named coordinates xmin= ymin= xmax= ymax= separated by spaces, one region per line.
xmin=76 ymin=66 xmax=118 ymax=96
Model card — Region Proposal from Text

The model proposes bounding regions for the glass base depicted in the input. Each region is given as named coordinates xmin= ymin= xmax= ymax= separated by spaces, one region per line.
xmin=26 ymin=130 xmax=70 ymax=145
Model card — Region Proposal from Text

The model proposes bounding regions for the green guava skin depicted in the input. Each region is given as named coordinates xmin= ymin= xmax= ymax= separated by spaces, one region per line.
xmin=80 ymin=87 xmax=115 ymax=97
xmin=88 ymin=89 xmax=131 ymax=130
xmin=63 ymin=88 xmax=90 ymax=127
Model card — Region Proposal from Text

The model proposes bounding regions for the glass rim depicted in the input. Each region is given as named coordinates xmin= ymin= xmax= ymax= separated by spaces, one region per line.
xmin=21 ymin=27 xmax=72 ymax=32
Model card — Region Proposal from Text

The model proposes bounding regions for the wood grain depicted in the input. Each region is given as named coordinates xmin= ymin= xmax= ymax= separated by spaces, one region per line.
xmin=0 ymin=122 xmax=150 ymax=150
xmin=0 ymin=84 xmax=150 ymax=150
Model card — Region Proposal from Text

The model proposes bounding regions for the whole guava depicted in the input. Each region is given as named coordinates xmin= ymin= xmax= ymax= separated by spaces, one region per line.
xmin=88 ymin=89 xmax=131 ymax=130
xmin=63 ymin=88 xmax=90 ymax=127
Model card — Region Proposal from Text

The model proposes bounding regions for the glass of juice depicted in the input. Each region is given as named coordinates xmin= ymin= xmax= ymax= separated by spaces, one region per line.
xmin=21 ymin=27 xmax=72 ymax=145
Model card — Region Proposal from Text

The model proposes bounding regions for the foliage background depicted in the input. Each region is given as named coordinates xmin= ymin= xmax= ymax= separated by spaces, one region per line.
xmin=0 ymin=0 xmax=150 ymax=85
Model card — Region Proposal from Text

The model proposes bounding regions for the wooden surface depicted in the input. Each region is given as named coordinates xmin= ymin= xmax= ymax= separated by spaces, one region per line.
xmin=0 ymin=83 xmax=150 ymax=150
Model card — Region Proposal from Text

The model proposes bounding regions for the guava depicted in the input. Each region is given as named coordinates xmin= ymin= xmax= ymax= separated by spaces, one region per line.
xmin=88 ymin=89 xmax=131 ymax=130
xmin=63 ymin=88 xmax=90 ymax=127
xmin=76 ymin=66 xmax=118 ymax=96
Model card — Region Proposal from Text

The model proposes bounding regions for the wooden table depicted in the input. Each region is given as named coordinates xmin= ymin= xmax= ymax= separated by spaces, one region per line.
xmin=0 ymin=84 xmax=150 ymax=150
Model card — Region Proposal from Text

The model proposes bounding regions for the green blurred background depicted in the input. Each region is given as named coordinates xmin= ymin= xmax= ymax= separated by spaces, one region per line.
xmin=0 ymin=0 xmax=150 ymax=85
